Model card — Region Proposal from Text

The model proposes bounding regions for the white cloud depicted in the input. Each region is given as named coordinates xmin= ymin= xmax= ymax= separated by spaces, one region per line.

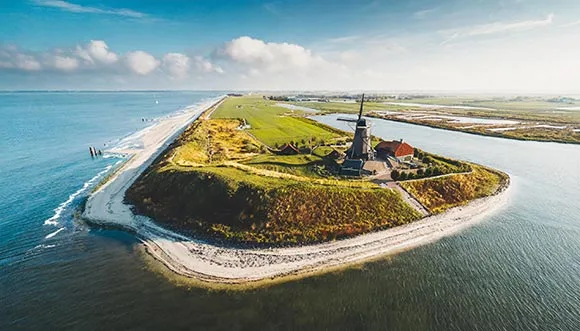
xmin=15 ymin=54 xmax=42 ymax=71
xmin=220 ymin=36 xmax=327 ymax=73
xmin=125 ymin=51 xmax=160 ymax=75
xmin=52 ymin=55 xmax=78 ymax=71
xmin=75 ymin=40 xmax=118 ymax=65
xmin=194 ymin=56 xmax=223 ymax=74
xmin=441 ymin=13 xmax=554 ymax=44
xmin=162 ymin=53 xmax=190 ymax=79
xmin=0 ymin=48 xmax=42 ymax=71
xmin=32 ymin=0 xmax=146 ymax=18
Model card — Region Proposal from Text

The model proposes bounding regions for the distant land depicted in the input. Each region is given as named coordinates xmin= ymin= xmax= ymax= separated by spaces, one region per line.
xmin=268 ymin=93 xmax=580 ymax=144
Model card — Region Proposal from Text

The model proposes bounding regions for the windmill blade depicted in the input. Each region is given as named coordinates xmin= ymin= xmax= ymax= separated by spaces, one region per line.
xmin=358 ymin=93 xmax=365 ymax=121
xmin=337 ymin=117 xmax=358 ymax=123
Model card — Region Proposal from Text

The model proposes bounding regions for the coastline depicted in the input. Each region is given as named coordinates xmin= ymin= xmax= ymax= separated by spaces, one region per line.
xmin=83 ymin=98 xmax=511 ymax=286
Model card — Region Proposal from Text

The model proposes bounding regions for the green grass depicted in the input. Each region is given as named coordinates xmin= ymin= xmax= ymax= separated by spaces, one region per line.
xmin=242 ymin=154 xmax=337 ymax=178
xmin=211 ymin=96 xmax=344 ymax=146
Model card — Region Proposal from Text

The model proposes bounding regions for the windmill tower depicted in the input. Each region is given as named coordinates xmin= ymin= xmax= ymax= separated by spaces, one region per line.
xmin=339 ymin=94 xmax=374 ymax=160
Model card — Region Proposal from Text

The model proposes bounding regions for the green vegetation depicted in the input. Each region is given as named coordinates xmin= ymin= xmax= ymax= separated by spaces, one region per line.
xmin=400 ymin=165 xmax=509 ymax=214
xmin=211 ymin=96 xmax=342 ymax=146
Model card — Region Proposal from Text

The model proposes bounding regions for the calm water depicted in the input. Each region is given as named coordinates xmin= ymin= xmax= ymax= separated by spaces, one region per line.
xmin=2 ymin=95 xmax=580 ymax=330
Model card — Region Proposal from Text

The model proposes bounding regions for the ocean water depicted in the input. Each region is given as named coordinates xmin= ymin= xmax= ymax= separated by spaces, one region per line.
xmin=2 ymin=94 xmax=580 ymax=330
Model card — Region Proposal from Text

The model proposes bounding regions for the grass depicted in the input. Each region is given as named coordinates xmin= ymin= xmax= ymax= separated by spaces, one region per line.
xmin=211 ymin=96 xmax=343 ymax=146
xmin=400 ymin=165 xmax=509 ymax=214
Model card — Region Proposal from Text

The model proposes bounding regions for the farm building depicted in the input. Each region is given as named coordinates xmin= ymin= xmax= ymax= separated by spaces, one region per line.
xmin=340 ymin=159 xmax=364 ymax=177
xmin=277 ymin=143 xmax=300 ymax=155
xmin=375 ymin=140 xmax=414 ymax=161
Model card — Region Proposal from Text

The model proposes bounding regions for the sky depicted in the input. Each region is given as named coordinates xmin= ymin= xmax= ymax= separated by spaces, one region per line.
xmin=2 ymin=0 xmax=580 ymax=92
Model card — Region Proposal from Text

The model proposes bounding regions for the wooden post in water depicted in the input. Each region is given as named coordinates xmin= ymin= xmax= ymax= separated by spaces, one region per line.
xmin=89 ymin=146 xmax=95 ymax=157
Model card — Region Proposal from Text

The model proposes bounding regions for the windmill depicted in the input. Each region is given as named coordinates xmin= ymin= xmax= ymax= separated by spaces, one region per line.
xmin=338 ymin=94 xmax=374 ymax=160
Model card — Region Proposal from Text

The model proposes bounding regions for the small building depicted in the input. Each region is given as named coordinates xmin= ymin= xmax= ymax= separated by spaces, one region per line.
xmin=375 ymin=140 xmax=414 ymax=161
xmin=340 ymin=159 xmax=364 ymax=177
xmin=325 ymin=149 xmax=344 ymax=160
xmin=277 ymin=143 xmax=300 ymax=155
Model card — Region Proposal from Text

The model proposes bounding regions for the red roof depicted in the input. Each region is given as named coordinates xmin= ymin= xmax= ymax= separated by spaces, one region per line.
xmin=375 ymin=140 xmax=414 ymax=157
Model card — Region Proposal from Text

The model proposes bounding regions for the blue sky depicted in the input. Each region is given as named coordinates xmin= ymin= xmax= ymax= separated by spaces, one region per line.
xmin=2 ymin=0 xmax=580 ymax=92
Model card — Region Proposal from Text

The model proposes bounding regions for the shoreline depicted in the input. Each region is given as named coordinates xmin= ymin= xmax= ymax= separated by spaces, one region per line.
xmin=83 ymin=98 xmax=511 ymax=286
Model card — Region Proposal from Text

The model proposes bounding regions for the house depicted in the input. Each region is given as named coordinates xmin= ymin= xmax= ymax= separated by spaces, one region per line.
xmin=375 ymin=139 xmax=414 ymax=161
xmin=340 ymin=159 xmax=364 ymax=177
xmin=277 ymin=143 xmax=300 ymax=155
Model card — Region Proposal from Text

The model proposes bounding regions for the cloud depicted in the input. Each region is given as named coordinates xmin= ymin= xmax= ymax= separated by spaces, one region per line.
xmin=413 ymin=8 xmax=436 ymax=19
xmin=560 ymin=20 xmax=580 ymax=28
xmin=194 ymin=56 xmax=223 ymax=74
xmin=125 ymin=51 xmax=160 ymax=75
xmin=219 ymin=36 xmax=328 ymax=73
xmin=52 ymin=55 xmax=79 ymax=71
xmin=162 ymin=53 xmax=190 ymax=79
xmin=441 ymin=13 xmax=554 ymax=44
xmin=32 ymin=0 xmax=147 ymax=18
xmin=75 ymin=40 xmax=118 ymax=65
xmin=0 ymin=47 xmax=42 ymax=71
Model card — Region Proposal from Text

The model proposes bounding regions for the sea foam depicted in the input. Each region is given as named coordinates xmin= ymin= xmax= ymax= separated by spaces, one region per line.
xmin=43 ymin=162 xmax=119 ymax=227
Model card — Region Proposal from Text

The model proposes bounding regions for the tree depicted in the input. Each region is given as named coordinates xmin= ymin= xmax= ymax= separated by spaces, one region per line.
xmin=399 ymin=172 xmax=408 ymax=180
xmin=391 ymin=170 xmax=400 ymax=180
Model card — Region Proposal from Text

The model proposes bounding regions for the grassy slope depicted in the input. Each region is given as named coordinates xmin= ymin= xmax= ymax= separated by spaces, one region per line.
xmin=400 ymin=165 xmax=509 ymax=214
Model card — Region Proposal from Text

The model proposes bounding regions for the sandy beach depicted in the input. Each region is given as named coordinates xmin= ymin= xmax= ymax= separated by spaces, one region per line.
xmin=83 ymin=98 xmax=511 ymax=285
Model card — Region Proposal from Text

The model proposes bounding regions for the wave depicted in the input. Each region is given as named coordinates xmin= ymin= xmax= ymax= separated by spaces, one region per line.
xmin=43 ymin=162 xmax=118 ymax=227
xmin=105 ymin=95 xmax=225 ymax=153
xmin=45 ymin=227 xmax=65 ymax=239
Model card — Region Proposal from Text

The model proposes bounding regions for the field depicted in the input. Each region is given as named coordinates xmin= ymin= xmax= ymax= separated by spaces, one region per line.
xmin=211 ymin=96 xmax=343 ymax=147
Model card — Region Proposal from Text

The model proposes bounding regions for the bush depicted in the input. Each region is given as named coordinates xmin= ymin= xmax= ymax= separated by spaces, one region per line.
xmin=391 ymin=170 xmax=400 ymax=180
xmin=417 ymin=168 xmax=424 ymax=176
xmin=399 ymin=172 xmax=408 ymax=180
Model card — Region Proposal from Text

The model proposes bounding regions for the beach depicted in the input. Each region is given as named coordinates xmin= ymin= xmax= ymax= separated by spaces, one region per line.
xmin=83 ymin=98 xmax=511 ymax=285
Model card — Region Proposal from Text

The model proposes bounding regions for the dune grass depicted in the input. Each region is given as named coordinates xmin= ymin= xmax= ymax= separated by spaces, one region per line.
xmin=400 ymin=165 xmax=508 ymax=214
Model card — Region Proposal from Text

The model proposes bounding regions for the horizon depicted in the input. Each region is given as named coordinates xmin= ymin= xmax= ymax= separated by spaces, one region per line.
xmin=2 ymin=0 xmax=580 ymax=92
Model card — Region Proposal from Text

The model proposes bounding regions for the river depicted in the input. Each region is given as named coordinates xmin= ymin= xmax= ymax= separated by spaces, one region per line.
xmin=2 ymin=95 xmax=580 ymax=330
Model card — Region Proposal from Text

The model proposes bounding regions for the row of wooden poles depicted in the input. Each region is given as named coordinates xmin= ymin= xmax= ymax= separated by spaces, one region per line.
xmin=89 ymin=146 xmax=103 ymax=158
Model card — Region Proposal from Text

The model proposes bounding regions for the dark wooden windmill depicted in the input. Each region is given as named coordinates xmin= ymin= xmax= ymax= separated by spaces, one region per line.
xmin=338 ymin=94 xmax=374 ymax=160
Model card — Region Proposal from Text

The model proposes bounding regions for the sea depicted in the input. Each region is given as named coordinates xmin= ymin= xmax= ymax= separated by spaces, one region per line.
xmin=1 ymin=92 xmax=580 ymax=330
